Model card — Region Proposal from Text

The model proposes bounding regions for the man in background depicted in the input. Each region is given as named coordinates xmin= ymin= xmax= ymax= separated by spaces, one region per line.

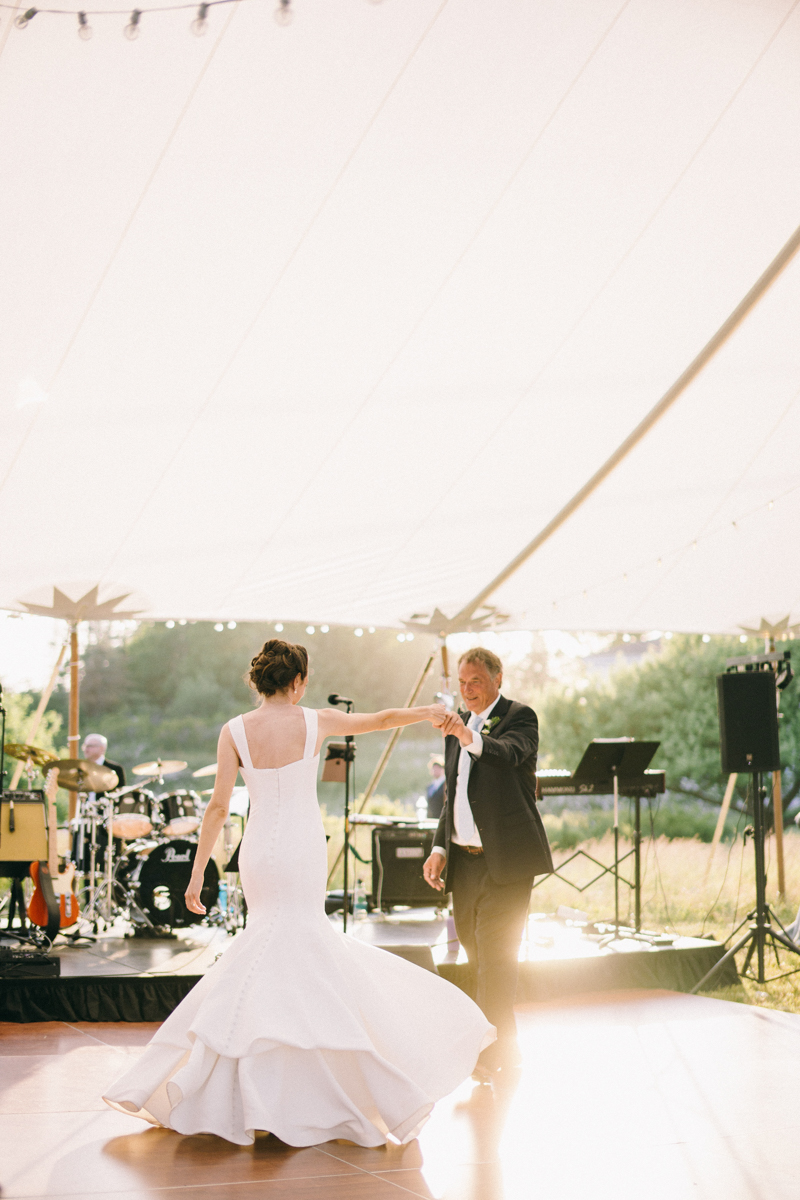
xmin=425 ymin=754 xmax=446 ymax=819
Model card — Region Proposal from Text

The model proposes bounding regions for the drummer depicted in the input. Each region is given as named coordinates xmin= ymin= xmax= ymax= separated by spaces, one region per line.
xmin=82 ymin=734 xmax=126 ymax=793
xmin=72 ymin=735 xmax=126 ymax=871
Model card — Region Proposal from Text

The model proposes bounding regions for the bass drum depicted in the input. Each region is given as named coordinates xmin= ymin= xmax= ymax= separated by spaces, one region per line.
xmin=128 ymin=838 xmax=219 ymax=928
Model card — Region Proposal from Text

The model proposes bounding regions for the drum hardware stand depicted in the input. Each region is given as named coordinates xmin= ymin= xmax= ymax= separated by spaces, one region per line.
xmin=325 ymin=694 xmax=357 ymax=932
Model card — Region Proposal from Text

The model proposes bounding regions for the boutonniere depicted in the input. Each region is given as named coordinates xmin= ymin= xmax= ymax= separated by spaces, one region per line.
xmin=482 ymin=716 xmax=501 ymax=736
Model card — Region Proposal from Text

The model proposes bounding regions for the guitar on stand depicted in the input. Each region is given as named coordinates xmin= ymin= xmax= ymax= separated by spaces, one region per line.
xmin=28 ymin=768 xmax=79 ymax=934
xmin=27 ymin=770 xmax=61 ymax=941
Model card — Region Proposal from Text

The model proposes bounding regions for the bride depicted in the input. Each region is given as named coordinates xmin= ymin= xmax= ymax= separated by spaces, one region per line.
xmin=104 ymin=638 xmax=494 ymax=1147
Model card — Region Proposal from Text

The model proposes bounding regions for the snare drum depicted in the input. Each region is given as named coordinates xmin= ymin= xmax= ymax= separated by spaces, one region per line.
xmin=112 ymin=789 xmax=155 ymax=841
xmin=159 ymin=790 xmax=201 ymax=838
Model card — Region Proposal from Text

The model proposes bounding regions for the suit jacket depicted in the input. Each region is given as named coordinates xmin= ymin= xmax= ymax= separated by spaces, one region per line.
xmin=426 ymin=778 xmax=446 ymax=820
xmin=434 ymin=696 xmax=553 ymax=886
xmin=99 ymin=759 xmax=126 ymax=794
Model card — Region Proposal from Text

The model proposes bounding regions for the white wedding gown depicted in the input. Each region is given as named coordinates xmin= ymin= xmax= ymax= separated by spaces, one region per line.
xmin=104 ymin=707 xmax=494 ymax=1146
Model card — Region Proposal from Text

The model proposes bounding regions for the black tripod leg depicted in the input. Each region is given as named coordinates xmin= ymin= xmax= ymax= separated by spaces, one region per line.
xmin=691 ymin=927 xmax=753 ymax=994
xmin=741 ymin=935 xmax=756 ymax=977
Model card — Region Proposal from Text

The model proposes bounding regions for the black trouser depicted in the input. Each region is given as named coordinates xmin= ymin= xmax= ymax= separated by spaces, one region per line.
xmin=449 ymin=844 xmax=532 ymax=1054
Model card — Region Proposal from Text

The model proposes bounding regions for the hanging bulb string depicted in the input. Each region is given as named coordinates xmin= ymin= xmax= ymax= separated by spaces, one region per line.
xmin=1 ymin=0 xmax=276 ymax=16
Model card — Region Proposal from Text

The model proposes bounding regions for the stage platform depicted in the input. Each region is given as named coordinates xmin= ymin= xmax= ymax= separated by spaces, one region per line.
xmin=1 ymin=989 xmax=798 ymax=1199
xmin=0 ymin=910 xmax=737 ymax=1022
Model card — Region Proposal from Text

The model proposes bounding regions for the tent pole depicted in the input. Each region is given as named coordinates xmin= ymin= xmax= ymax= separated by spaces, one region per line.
xmin=67 ymin=622 xmax=80 ymax=821
xmin=326 ymin=652 xmax=436 ymax=886
xmin=9 ymin=637 xmax=69 ymax=789
xmin=450 ymin=220 xmax=800 ymax=626
xmin=705 ymin=773 xmax=737 ymax=881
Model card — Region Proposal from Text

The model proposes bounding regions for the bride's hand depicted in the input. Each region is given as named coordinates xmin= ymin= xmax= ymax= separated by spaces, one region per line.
xmin=426 ymin=704 xmax=448 ymax=727
xmin=185 ymin=871 xmax=207 ymax=915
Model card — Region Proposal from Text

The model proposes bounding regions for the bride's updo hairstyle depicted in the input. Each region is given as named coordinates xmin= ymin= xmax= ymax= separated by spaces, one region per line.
xmin=247 ymin=639 xmax=309 ymax=698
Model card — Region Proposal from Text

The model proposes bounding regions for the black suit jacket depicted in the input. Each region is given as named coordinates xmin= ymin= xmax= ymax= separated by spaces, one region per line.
xmin=434 ymin=696 xmax=553 ymax=886
xmin=99 ymin=759 xmax=126 ymax=794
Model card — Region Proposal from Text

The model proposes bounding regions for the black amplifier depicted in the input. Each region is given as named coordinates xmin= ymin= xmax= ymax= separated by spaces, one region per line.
xmin=0 ymin=945 xmax=61 ymax=979
xmin=371 ymin=825 xmax=441 ymax=912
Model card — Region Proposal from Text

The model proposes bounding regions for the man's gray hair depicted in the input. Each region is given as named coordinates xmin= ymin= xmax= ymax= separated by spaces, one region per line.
xmin=458 ymin=647 xmax=503 ymax=678
xmin=82 ymin=733 xmax=108 ymax=748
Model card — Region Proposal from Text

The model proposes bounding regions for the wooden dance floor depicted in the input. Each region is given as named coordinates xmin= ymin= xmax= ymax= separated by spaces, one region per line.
xmin=1 ymin=988 xmax=797 ymax=1199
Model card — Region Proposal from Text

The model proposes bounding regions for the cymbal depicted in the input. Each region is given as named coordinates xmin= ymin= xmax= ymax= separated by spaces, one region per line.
xmin=53 ymin=758 xmax=119 ymax=793
xmin=192 ymin=762 xmax=218 ymax=778
xmin=3 ymin=743 xmax=59 ymax=768
xmin=133 ymin=758 xmax=188 ymax=777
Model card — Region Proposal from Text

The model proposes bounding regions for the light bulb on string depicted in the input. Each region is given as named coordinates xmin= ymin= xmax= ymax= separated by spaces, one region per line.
xmin=274 ymin=0 xmax=292 ymax=26
xmin=77 ymin=10 xmax=92 ymax=38
xmin=190 ymin=3 xmax=208 ymax=35
xmin=14 ymin=8 xmax=37 ymax=28
xmin=124 ymin=8 xmax=141 ymax=38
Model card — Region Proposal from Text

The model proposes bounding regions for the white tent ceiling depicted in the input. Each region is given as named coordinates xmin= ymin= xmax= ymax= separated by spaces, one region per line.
xmin=2 ymin=0 xmax=800 ymax=634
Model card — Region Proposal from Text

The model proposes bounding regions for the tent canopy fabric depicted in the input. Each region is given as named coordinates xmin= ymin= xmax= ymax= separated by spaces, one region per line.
xmin=2 ymin=0 xmax=800 ymax=634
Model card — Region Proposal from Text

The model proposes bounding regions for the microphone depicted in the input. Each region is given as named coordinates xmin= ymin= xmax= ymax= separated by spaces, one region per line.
xmin=328 ymin=693 xmax=353 ymax=707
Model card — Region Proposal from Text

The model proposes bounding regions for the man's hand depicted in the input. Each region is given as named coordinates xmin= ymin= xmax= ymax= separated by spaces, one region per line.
xmin=423 ymin=850 xmax=446 ymax=891
xmin=438 ymin=710 xmax=474 ymax=747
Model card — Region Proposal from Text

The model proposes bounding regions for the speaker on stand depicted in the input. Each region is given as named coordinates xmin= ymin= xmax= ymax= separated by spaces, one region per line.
xmin=694 ymin=651 xmax=798 ymax=992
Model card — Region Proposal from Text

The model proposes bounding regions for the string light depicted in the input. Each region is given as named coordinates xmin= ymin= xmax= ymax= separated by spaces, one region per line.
xmin=320 ymin=624 xmax=329 ymax=633
xmin=124 ymin=7 xmax=141 ymax=37
xmin=14 ymin=7 xmax=36 ymax=27
xmin=227 ymin=620 xmax=236 ymax=629
xmin=768 ymin=500 xmax=774 ymax=510
xmin=273 ymin=0 xmax=291 ymax=25
xmin=166 ymin=620 xmax=175 ymax=628
xmin=274 ymin=622 xmax=284 ymax=632
xmin=354 ymin=627 xmax=363 ymax=637
xmin=190 ymin=1 xmax=207 ymax=34
xmin=214 ymin=622 xmax=224 ymax=632
xmin=77 ymin=9 xmax=91 ymax=37
xmin=306 ymin=625 xmax=315 ymax=634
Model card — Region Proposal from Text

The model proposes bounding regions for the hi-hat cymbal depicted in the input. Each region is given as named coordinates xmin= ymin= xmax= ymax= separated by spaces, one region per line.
xmin=53 ymin=758 xmax=119 ymax=793
xmin=133 ymin=758 xmax=188 ymax=777
xmin=3 ymin=743 xmax=59 ymax=768
xmin=192 ymin=762 xmax=218 ymax=778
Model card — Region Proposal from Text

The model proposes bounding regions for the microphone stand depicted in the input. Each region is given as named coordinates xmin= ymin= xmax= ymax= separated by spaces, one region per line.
xmin=327 ymin=695 xmax=356 ymax=932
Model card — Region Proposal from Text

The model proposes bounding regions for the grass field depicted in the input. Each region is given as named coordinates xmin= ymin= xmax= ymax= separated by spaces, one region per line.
xmin=532 ymin=829 xmax=800 ymax=1014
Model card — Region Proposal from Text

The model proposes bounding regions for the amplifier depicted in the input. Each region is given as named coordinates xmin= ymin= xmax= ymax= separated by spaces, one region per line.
xmin=371 ymin=825 xmax=441 ymax=911
xmin=0 ymin=945 xmax=61 ymax=979
xmin=0 ymin=790 xmax=47 ymax=862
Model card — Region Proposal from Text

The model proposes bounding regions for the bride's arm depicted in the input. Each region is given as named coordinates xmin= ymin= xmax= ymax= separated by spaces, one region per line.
xmin=317 ymin=704 xmax=446 ymax=740
xmin=185 ymin=726 xmax=240 ymax=915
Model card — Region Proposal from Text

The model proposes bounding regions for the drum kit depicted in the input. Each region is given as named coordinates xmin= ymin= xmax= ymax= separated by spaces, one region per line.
xmin=3 ymin=745 xmax=246 ymax=938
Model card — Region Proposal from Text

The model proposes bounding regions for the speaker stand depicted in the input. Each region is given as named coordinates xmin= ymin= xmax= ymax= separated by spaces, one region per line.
xmin=692 ymin=771 xmax=800 ymax=992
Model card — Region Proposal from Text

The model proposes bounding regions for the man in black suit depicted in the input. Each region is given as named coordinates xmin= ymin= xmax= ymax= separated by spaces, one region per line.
xmin=82 ymin=733 xmax=125 ymax=792
xmin=423 ymin=647 xmax=552 ymax=1079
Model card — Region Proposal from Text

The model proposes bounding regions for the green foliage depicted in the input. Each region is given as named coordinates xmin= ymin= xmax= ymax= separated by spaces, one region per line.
xmin=538 ymin=635 xmax=800 ymax=814
xmin=3 ymin=692 xmax=69 ymax=819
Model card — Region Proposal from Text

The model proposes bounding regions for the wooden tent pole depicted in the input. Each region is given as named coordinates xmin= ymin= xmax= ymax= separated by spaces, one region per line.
xmin=67 ymin=622 xmax=80 ymax=820
xmin=9 ymin=637 xmax=69 ymax=789
xmin=326 ymin=652 xmax=436 ymax=886
xmin=705 ymin=773 xmax=737 ymax=880
xmin=773 ymin=769 xmax=786 ymax=900
xmin=450 ymin=220 xmax=800 ymax=626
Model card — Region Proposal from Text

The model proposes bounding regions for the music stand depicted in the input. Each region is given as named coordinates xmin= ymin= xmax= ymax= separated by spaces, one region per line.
xmin=572 ymin=738 xmax=660 ymax=933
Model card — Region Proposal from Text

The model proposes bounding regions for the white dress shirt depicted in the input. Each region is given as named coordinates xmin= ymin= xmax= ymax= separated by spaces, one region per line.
xmin=432 ymin=695 xmax=502 ymax=857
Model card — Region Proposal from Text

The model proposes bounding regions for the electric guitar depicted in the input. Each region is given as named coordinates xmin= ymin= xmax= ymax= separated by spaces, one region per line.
xmin=28 ymin=768 xmax=80 ymax=932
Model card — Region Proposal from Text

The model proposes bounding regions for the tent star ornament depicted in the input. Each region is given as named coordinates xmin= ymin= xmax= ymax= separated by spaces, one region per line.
xmin=18 ymin=585 xmax=143 ymax=622
xmin=738 ymin=615 xmax=800 ymax=643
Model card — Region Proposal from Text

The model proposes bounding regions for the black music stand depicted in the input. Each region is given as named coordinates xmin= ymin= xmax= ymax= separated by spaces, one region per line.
xmin=572 ymin=739 xmax=660 ymax=933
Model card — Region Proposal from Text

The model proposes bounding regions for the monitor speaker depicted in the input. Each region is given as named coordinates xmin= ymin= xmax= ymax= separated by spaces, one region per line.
xmin=717 ymin=671 xmax=780 ymax=774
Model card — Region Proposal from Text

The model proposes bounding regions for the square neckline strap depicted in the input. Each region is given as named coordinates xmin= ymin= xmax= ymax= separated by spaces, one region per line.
xmin=228 ymin=707 xmax=318 ymax=771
